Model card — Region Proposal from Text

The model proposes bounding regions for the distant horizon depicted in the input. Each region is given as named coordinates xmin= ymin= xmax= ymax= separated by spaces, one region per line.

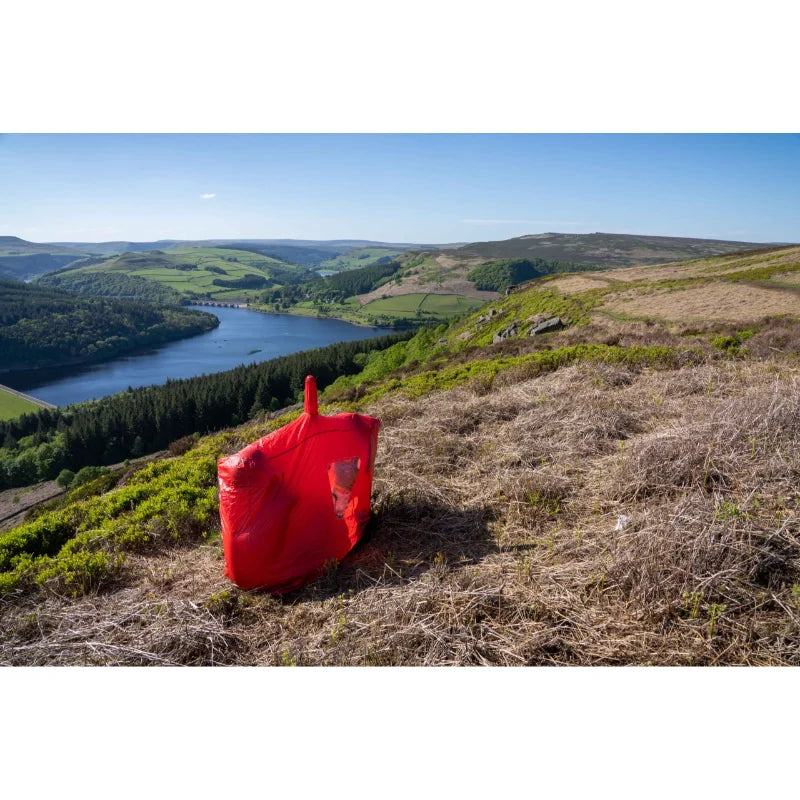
xmin=2 ymin=134 xmax=799 ymax=244
xmin=3 ymin=230 xmax=795 ymax=249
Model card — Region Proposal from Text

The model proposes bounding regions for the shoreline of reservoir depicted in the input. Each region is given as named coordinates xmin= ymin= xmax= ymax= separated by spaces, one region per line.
xmin=0 ymin=308 xmax=220 ymax=376
xmin=1 ymin=306 xmax=391 ymax=407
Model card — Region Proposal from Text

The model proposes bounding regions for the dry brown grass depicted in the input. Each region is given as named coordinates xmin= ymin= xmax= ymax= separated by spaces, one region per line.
xmin=548 ymin=275 xmax=614 ymax=294
xmin=0 ymin=546 xmax=239 ymax=665
xmin=433 ymin=253 xmax=486 ymax=270
xmin=600 ymin=262 xmax=705 ymax=283
xmin=356 ymin=274 xmax=496 ymax=305
xmin=769 ymin=271 xmax=800 ymax=286
xmin=709 ymin=247 xmax=800 ymax=275
xmin=744 ymin=320 xmax=800 ymax=358
xmin=592 ymin=246 xmax=800 ymax=284
xmin=3 ymin=342 xmax=799 ymax=665
xmin=601 ymin=282 xmax=800 ymax=323
xmin=354 ymin=252 xmax=496 ymax=305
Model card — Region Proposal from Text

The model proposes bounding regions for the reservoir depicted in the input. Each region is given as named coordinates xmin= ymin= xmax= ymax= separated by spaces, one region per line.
xmin=3 ymin=306 xmax=391 ymax=407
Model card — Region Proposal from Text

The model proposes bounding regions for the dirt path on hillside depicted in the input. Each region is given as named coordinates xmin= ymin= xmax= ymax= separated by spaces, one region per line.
xmin=0 ymin=481 xmax=64 ymax=531
xmin=0 ymin=457 xmax=152 ymax=532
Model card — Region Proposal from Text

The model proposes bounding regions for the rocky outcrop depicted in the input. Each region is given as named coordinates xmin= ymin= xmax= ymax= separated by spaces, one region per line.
xmin=492 ymin=321 xmax=519 ymax=343
xmin=528 ymin=317 xmax=569 ymax=336
xmin=482 ymin=307 xmax=572 ymax=343
xmin=478 ymin=307 xmax=503 ymax=324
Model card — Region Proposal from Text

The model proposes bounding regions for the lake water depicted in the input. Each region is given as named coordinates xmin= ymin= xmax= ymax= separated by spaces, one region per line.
xmin=4 ymin=306 xmax=391 ymax=407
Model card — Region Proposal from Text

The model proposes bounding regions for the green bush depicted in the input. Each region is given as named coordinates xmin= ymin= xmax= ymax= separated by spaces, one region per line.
xmin=72 ymin=465 xmax=110 ymax=488
xmin=0 ymin=424 xmax=250 ymax=597
xmin=711 ymin=329 xmax=754 ymax=355
xmin=467 ymin=258 xmax=599 ymax=291
xmin=35 ymin=550 xmax=123 ymax=596
xmin=56 ymin=468 xmax=75 ymax=488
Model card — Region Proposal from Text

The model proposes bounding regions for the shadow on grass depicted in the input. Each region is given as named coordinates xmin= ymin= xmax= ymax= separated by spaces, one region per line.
xmin=282 ymin=496 xmax=499 ymax=604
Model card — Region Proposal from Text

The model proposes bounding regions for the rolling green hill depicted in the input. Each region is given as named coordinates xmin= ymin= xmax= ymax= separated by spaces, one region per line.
xmin=341 ymin=233 xmax=793 ymax=316
xmin=318 ymin=247 xmax=406 ymax=272
xmin=251 ymin=261 xmax=481 ymax=327
xmin=44 ymin=238 xmax=439 ymax=262
xmin=216 ymin=243 xmax=346 ymax=268
xmin=0 ymin=278 xmax=218 ymax=371
xmin=0 ymin=236 xmax=85 ymax=257
xmin=449 ymin=231 xmax=779 ymax=268
xmin=0 ymin=237 xmax=89 ymax=281
xmin=36 ymin=269 xmax=184 ymax=304
xmin=4 ymin=236 xmax=456 ymax=284
xmin=358 ymin=292 xmax=482 ymax=320
xmin=46 ymin=247 xmax=314 ymax=303
xmin=45 ymin=240 xmax=180 ymax=256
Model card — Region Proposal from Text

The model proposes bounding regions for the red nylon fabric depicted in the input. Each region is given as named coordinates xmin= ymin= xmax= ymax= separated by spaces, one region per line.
xmin=217 ymin=375 xmax=380 ymax=592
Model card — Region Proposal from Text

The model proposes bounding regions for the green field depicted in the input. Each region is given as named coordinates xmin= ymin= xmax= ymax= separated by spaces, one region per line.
xmin=360 ymin=293 xmax=483 ymax=318
xmin=0 ymin=388 xmax=42 ymax=421
xmin=251 ymin=292 xmax=482 ymax=328
xmin=52 ymin=247 xmax=311 ymax=302
xmin=319 ymin=247 xmax=404 ymax=272
xmin=166 ymin=247 xmax=289 ymax=269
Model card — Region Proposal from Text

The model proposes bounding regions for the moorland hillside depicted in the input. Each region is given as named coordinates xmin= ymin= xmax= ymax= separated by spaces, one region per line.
xmin=2 ymin=245 xmax=800 ymax=665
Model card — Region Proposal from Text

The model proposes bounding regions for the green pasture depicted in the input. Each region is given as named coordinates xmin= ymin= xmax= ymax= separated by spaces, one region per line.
xmin=65 ymin=247 xmax=301 ymax=302
xmin=0 ymin=388 xmax=42 ymax=421
xmin=167 ymin=247 xmax=287 ymax=269
xmin=360 ymin=293 xmax=482 ymax=318
xmin=319 ymin=247 xmax=404 ymax=272
xmin=257 ymin=292 xmax=484 ymax=327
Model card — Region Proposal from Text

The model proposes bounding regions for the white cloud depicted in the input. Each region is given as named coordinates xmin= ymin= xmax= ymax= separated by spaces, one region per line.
xmin=200 ymin=193 xmax=216 ymax=200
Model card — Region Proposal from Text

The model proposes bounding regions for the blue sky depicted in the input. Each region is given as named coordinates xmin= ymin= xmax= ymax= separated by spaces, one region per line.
xmin=0 ymin=134 xmax=798 ymax=244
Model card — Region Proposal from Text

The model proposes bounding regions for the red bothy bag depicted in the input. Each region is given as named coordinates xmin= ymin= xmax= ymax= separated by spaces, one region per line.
xmin=217 ymin=375 xmax=380 ymax=592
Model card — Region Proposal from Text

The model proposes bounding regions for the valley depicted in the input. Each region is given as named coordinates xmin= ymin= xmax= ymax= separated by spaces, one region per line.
xmin=0 ymin=278 xmax=220 ymax=372
xmin=3 ymin=305 xmax=391 ymax=407
xmin=2 ymin=241 xmax=800 ymax=665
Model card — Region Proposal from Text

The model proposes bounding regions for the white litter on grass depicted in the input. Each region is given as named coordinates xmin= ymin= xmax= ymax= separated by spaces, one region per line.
xmin=615 ymin=514 xmax=629 ymax=531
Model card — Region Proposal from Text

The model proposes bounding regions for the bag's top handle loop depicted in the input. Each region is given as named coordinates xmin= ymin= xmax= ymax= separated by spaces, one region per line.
xmin=304 ymin=375 xmax=318 ymax=416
